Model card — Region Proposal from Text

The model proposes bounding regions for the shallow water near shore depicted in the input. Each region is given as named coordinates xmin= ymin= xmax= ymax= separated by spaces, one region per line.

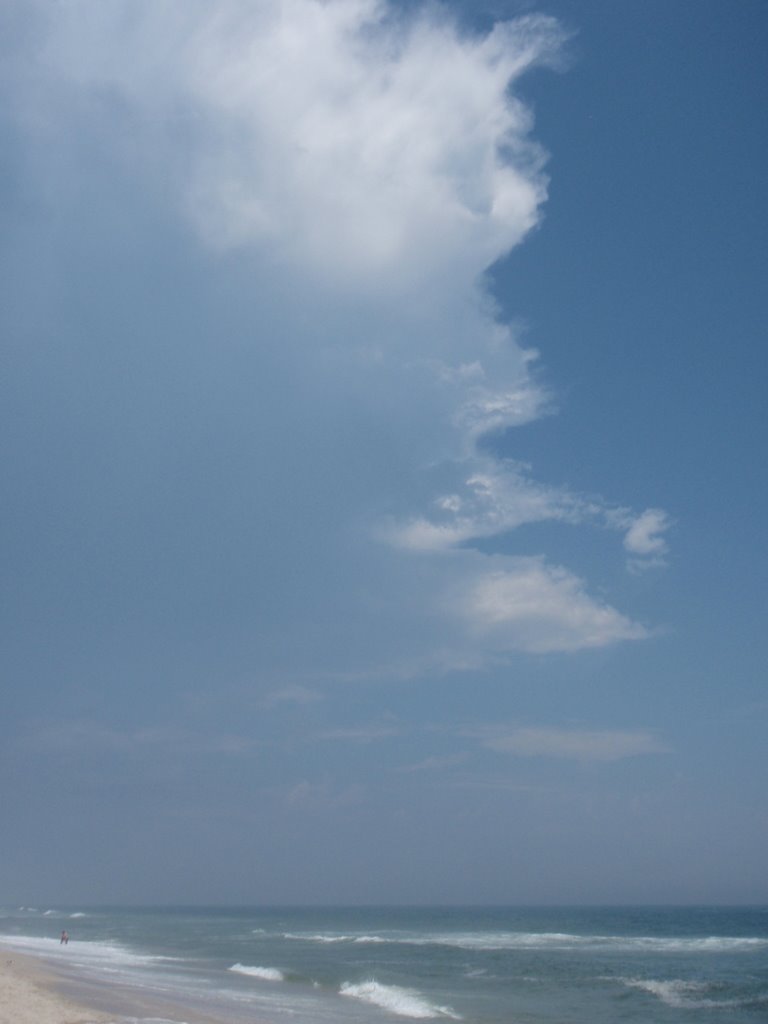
xmin=2 ymin=905 xmax=767 ymax=1024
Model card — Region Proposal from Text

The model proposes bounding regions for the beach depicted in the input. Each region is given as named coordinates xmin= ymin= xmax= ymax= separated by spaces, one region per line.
xmin=2 ymin=905 xmax=767 ymax=1024
xmin=0 ymin=952 xmax=109 ymax=1024
xmin=0 ymin=946 xmax=226 ymax=1024
xmin=0 ymin=943 xmax=242 ymax=1024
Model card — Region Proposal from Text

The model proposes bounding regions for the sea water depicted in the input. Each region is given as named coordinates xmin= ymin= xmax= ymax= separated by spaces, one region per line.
xmin=1 ymin=905 xmax=767 ymax=1023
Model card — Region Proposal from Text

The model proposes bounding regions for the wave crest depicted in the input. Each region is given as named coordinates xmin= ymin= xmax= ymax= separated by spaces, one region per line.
xmin=228 ymin=963 xmax=285 ymax=982
xmin=340 ymin=980 xmax=460 ymax=1019
xmin=276 ymin=929 xmax=768 ymax=953
xmin=619 ymin=977 xmax=766 ymax=1010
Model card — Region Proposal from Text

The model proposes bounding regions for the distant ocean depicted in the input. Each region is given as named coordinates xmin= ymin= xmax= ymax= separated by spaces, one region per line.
xmin=2 ymin=905 xmax=767 ymax=1024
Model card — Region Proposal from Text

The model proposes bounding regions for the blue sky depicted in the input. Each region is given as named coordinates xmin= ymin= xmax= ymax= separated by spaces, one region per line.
xmin=2 ymin=0 xmax=766 ymax=905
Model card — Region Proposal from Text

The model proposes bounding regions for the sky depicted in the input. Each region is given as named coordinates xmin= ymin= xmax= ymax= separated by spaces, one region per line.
xmin=1 ymin=0 xmax=766 ymax=906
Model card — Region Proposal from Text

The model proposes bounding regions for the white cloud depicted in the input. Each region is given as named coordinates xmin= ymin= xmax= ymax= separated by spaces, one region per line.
xmin=35 ymin=0 xmax=563 ymax=296
xmin=461 ymin=558 xmax=648 ymax=653
xmin=623 ymin=508 xmax=671 ymax=560
xmin=456 ymin=385 xmax=550 ymax=437
xmin=13 ymin=0 xmax=667 ymax=666
xmin=388 ymin=460 xmax=594 ymax=552
xmin=387 ymin=459 xmax=672 ymax=571
xmin=478 ymin=726 xmax=669 ymax=761
xmin=183 ymin=3 xmax=561 ymax=291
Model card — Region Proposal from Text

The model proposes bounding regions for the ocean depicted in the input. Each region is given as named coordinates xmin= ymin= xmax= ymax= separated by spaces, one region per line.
xmin=1 ymin=905 xmax=767 ymax=1023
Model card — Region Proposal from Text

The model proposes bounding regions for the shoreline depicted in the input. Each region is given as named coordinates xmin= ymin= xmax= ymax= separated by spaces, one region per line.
xmin=0 ymin=943 xmax=258 ymax=1024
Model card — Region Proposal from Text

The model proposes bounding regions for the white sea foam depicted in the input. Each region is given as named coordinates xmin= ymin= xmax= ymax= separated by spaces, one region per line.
xmin=619 ymin=977 xmax=747 ymax=1010
xmin=621 ymin=978 xmax=709 ymax=1008
xmin=0 ymin=933 xmax=175 ymax=971
xmin=340 ymin=980 xmax=461 ymax=1019
xmin=487 ymin=931 xmax=765 ymax=953
xmin=279 ymin=926 xmax=768 ymax=955
xmin=650 ymin=935 xmax=755 ymax=954
xmin=116 ymin=1019 xmax=192 ymax=1024
xmin=228 ymin=963 xmax=285 ymax=982
xmin=620 ymin=978 xmax=768 ymax=1011
xmin=356 ymin=930 xmax=768 ymax=953
xmin=70 ymin=912 xmax=87 ymax=918
xmin=433 ymin=931 xmax=589 ymax=951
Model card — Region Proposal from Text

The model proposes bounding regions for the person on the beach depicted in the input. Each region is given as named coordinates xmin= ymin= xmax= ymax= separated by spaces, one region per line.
xmin=60 ymin=930 xmax=69 ymax=945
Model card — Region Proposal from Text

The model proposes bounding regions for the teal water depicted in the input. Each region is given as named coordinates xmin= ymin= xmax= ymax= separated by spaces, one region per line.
xmin=2 ymin=906 xmax=767 ymax=1023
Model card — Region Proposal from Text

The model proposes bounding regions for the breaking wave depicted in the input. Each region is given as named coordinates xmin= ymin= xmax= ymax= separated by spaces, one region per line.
xmin=0 ymin=933 xmax=177 ymax=970
xmin=618 ymin=977 xmax=768 ymax=1010
xmin=340 ymin=980 xmax=461 ymax=1019
xmin=228 ymin=963 xmax=285 ymax=981
xmin=278 ymin=929 xmax=768 ymax=954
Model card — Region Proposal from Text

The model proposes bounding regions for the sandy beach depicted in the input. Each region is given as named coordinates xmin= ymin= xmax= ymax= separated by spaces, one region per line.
xmin=0 ymin=952 xmax=110 ymax=1024
xmin=0 ymin=942 xmax=241 ymax=1024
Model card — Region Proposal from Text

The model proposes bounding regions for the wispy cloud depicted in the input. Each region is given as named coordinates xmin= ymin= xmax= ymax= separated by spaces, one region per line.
xmin=395 ymin=753 xmax=470 ymax=774
xmin=16 ymin=721 xmax=257 ymax=758
xmin=285 ymin=779 xmax=365 ymax=809
xmin=622 ymin=508 xmax=672 ymax=571
xmin=474 ymin=725 xmax=669 ymax=761
xmin=459 ymin=557 xmax=648 ymax=653
xmin=318 ymin=724 xmax=402 ymax=743
xmin=388 ymin=459 xmax=670 ymax=567
xmin=260 ymin=685 xmax=324 ymax=708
